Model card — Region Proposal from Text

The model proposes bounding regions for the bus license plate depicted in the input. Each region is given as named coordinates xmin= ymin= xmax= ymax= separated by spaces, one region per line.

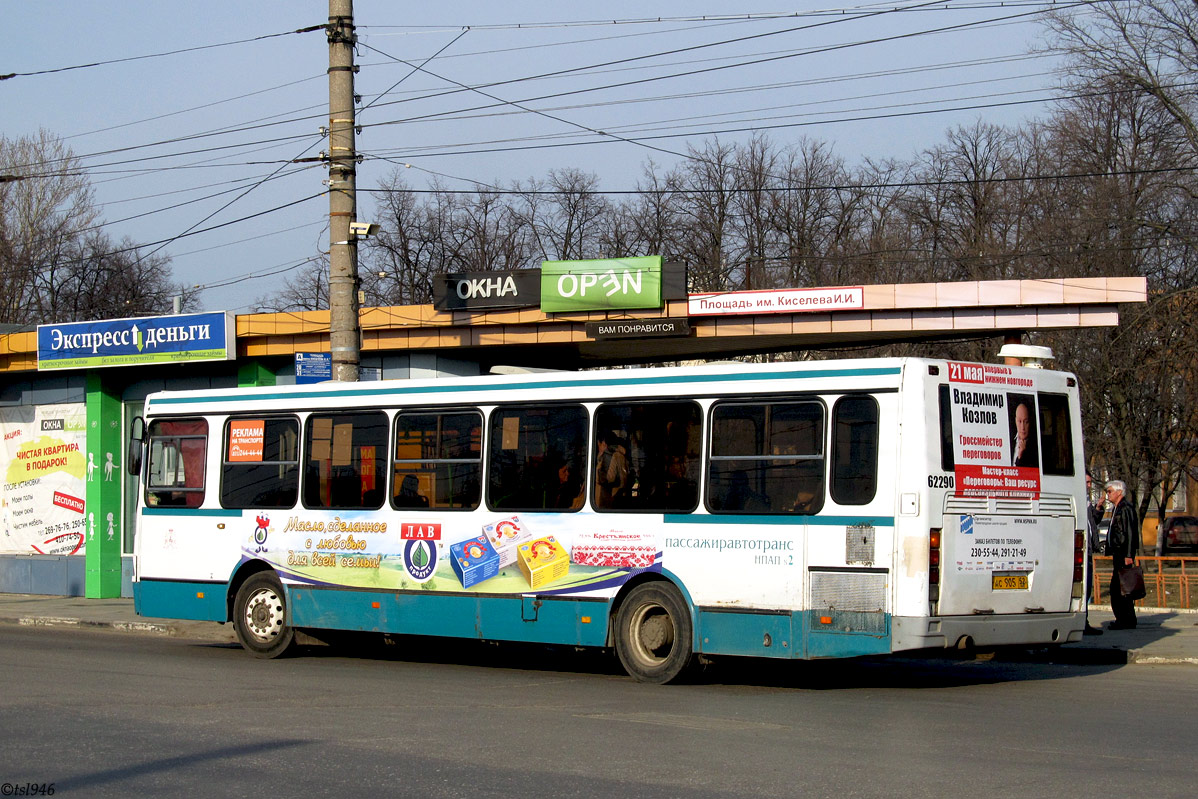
xmin=992 ymin=574 xmax=1029 ymax=590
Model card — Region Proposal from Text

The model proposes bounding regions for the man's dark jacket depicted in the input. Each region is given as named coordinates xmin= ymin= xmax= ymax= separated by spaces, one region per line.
xmin=1086 ymin=501 xmax=1104 ymax=553
xmin=1106 ymin=496 xmax=1139 ymax=563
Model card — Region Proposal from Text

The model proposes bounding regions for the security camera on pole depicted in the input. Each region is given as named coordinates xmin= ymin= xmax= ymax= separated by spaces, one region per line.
xmin=327 ymin=0 xmax=360 ymax=382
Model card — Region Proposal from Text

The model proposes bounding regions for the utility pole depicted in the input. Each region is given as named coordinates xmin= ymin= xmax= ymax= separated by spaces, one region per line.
xmin=327 ymin=0 xmax=360 ymax=381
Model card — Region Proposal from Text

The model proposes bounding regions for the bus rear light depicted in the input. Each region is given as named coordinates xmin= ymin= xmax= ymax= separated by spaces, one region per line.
xmin=1072 ymin=531 xmax=1085 ymax=585
xmin=929 ymin=528 xmax=942 ymax=602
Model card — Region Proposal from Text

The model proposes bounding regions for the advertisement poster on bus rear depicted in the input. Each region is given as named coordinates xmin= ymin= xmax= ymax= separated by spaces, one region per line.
xmin=1 ymin=403 xmax=88 ymax=555
xmin=946 ymin=361 xmax=1040 ymax=498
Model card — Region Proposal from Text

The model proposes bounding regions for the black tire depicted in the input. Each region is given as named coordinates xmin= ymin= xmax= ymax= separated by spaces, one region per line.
xmin=233 ymin=572 xmax=295 ymax=658
xmin=614 ymin=582 xmax=695 ymax=684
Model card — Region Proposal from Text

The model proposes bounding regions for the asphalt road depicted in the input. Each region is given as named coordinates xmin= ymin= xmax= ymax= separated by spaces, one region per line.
xmin=0 ymin=626 xmax=1192 ymax=798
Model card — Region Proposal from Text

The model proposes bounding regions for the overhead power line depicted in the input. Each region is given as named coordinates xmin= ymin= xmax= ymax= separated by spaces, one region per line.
xmin=356 ymin=3 xmax=1081 ymax=136
xmin=355 ymin=165 xmax=1198 ymax=197
xmin=358 ymin=3 xmax=1062 ymax=33
xmin=0 ymin=25 xmax=325 ymax=81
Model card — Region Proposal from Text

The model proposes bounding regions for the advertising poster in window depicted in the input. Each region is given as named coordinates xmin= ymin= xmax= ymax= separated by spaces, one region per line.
xmin=1 ymin=403 xmax=88 ymax=555
xmin=227 ymin=420 xmax=265 ymax=462
xmin=946 ymin=362 xmax=1040 ymax=498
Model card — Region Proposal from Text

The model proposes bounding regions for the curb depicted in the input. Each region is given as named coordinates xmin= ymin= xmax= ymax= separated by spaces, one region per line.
xmin=3 ymin=615 xmax=234 ymax=642
xmin=1126 ymin=651 xmax=1198 ymax=665
xmin=15 ymin=616 xmax=175 ymax=635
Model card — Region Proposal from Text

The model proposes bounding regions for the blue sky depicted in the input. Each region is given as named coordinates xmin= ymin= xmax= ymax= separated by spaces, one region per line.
xmin=3 ymin=1 xmax=1068 ymax=313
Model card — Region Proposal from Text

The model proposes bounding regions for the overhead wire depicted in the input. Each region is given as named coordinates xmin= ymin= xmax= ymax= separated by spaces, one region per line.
xmin=360 ymin=69 xmax=1059 ymax=157
xmin=5 ymin=4 xmax=1066 ymax=178
xmin=0 ymin=25 xmax=325 ymax=81
xmin=357 ymin=3 xmax=1083 ymax=136
xmin=350 ymin=1 xmax=1075 ymax=197
xmin=352 ymin=164 xmax=1198 ymax=197
xmin=11 ymin=0 xmax=978 ymax=172
xmin=357 ymin=3 xmax=1066 ymax=33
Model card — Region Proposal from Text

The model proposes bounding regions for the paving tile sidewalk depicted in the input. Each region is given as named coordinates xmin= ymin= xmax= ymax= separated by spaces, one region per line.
xmin=0 ymin=594 xmax=1194 ymax=664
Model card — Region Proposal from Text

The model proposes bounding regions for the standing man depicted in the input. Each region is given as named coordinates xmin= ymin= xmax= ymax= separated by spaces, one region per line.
xmin=1083 ymin=474 xmax=1103 ymax=635
xmin=1104 ymin=480 xmax=1140 ymax=630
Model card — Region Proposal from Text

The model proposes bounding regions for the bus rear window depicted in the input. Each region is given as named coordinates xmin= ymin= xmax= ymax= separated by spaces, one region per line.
xmin=221 ymin=416 xmax=299 ymax=509
xmin=1037 ymin=393 xmax=1074 ymax=475
xmin=303 ymin=411 xmax=388 ymax=509
xmin=707 ymin=401 xmax=824 ymax=514
xmin=146 ymin=418 xmax=208 ymax=508
xmin=938 ymin=384 xmax=955 ymax=471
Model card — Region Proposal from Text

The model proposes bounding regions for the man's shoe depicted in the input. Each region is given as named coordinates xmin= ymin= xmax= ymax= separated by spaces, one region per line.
xmin=1083 ymin=625 xmax=1104 ymax=636
xmin=1108 ymin=622 xmax=1137 ymax=630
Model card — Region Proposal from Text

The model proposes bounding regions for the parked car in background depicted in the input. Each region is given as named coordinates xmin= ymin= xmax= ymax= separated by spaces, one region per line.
xmin=1161 ymin=516 xmax=1198 ymax=553
xmin=1097 ymin=519 xmax=1110 ymax=553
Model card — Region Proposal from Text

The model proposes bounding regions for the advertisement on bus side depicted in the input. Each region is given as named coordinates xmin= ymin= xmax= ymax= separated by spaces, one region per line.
xmin=241 ymin=511 xmax=663 ymax=596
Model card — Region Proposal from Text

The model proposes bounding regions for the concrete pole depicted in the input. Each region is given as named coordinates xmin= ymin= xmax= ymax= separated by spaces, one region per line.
xmin=328 ymin=0 xmax=359 ymax=381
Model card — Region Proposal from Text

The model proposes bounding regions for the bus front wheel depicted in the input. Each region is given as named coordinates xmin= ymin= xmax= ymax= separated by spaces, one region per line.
xmin=233 ymin=572 xmax=295 ymax=658
xmin=614 ymin=582 xmax=695 ymax=684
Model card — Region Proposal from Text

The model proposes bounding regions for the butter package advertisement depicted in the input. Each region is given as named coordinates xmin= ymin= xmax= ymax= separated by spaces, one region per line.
xmin=517 ymin=535 xmax=571 ymax=589
xmin=450 ymin=534 xmax=500 ymax=589
xmin=482 ymin=515 xmax=533 ymax=568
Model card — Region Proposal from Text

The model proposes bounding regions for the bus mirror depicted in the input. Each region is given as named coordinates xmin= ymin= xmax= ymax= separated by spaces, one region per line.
xmin=127 ymin=416 xmax=145 ymax=476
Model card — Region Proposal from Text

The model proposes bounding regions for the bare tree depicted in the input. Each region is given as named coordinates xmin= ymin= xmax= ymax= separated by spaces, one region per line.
xmin=1047 ymin=0 xmax=1198 ymax=162
xmin=673 ymin=139 xmax=738 ymax=292
xmin=1 ymin=130 xmax=98 ymax=323
xmin=1 ymin=130 xmax=194 ymax=323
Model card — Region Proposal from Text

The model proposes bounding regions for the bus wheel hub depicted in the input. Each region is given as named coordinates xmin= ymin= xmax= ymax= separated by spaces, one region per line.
xmin=640 ymin=613 xmax=673 ymax=652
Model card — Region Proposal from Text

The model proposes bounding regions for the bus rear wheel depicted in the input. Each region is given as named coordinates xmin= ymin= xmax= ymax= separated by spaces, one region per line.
xmin=615 ymin=582 xmax=695 ymax=684
xmin=234 ymin=572 xmax=295 ymax=658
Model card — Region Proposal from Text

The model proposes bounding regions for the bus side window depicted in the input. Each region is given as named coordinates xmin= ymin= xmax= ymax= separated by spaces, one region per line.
xmin=393 ymin=410 xmax=482 ymax=510
xmin=220 ymin=416 xmax=300 ymax=509
xmin=707 ymin=401 xmax=824 ymax=515
xmin=831 ymin=395 xmax=879 ymax=505
xmin=488 ymin=405 xmax=588 ymax=512
xmin=593 ymin=401 xmax=701 ymax=513
xmin=1037 ymin=393 xmax=1074 ymax=475
xmin=146 ymin=418 xmax=208 ymax=508
xmin=303 ymin=411 xmax=388 ymax=510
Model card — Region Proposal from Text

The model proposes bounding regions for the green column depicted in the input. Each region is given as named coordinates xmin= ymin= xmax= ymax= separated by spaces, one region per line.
xmin=238 ymin=360 xmax=276 ymax=388
xmin=85 ymin=373 xmax=123 ymax=598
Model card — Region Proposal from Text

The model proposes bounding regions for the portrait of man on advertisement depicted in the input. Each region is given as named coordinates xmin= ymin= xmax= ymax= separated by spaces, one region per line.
xmin=1008 ymin=394 xmax=1039 ymax=468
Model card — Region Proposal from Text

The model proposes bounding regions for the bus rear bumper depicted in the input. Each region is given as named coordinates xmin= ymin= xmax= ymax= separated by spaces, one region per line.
xmin=892 ymin=612 xmax=1085 ymax=652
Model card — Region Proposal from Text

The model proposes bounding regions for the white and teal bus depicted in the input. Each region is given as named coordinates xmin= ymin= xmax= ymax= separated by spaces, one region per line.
xmin=128 ymin=357 xmax=1087 ymax=682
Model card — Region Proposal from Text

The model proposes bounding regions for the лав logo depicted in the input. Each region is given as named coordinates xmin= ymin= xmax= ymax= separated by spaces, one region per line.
xmin=403 ymin=539 xmax=438 ymax=583
xmin=960 ymin=515 xmax=974 ymax=535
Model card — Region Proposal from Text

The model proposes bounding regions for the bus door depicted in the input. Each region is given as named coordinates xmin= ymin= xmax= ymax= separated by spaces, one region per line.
xmin=137 ymin=416 xmax=222 ymax=581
